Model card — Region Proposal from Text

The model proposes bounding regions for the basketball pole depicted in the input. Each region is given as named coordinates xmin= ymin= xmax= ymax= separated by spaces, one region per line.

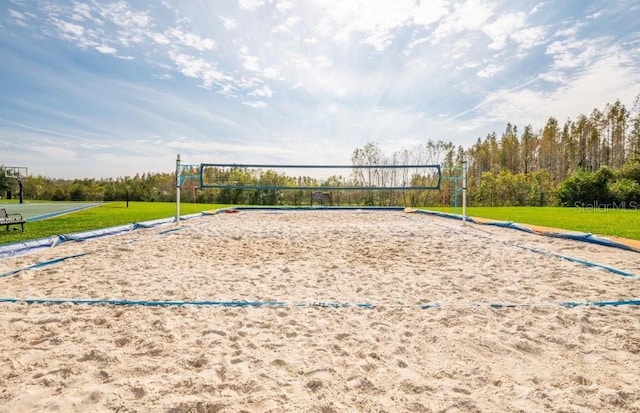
xmin=462 ymin=156 xmax=467 ymax=226
xmin=176 ymin=154 xmax=181 ymax=225
xmin=18 ymin=177 xmax=24 ymax=204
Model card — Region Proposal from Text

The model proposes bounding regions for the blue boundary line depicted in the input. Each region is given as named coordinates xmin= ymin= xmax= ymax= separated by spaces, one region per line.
xmin=1 ymin=206 xmax=403 ymax=259
xmin=0 ymin=252 xmax=91 ymax=278
xmin=0 ymin=297 xmax=638 ymax=309
xmin=518 ymin=246 xmax=637 ymax=278
xmin=410 ymin=209 xmax=640 ymax=253
xmin=402 ymin=214 xmax=638 ymax=279
xmin=0 ymin=218 xmax=176 ymax=259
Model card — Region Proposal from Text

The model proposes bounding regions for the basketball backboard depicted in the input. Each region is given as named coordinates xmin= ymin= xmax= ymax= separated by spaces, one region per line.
xmin=4 ymin=166 xmax=28 ymax=179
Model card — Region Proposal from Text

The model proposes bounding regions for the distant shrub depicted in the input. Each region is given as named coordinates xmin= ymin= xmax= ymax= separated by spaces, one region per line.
xmin=556 ymin=167 xmax=614 ymax=206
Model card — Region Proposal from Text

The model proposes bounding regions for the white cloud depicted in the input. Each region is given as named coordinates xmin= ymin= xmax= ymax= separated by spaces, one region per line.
xmin=586 ymin=11 xmax=602 ymax=20
xmin=32 ymin=145 xmax=79 ymax=161
xmin=262 ymin=66 xmax=281 ymax=79
xmin=363 ymin=29 xmax=394 ymax=52
xmin=432 ymin=0 xmax=494 ymax=40
xmin=411 ymin=0 xmax=449 ymax=27
xmin=512 ymin=25 xmax=547 ymax=50
xmin=461 ymin=61 xmax=481 ymax=69
xmin=444 ymin=39 xmax=472 ymax=61
xmin=554 ymin=23 xmax=583 ymax=38
xmin=71 ymin=3 xmax=92 ymax=21
xmin=96 ymin=45 xmax=117 ymax=54
xmin=166 ymin=28 xmax=216 ymax=51
xmin=545 ymin=37 xmax=601 ymax=70
xmin=8 ymin=9 xmax=26 ymax=19
xmin=168 ymin=51 xmax=229 ymax=89
xmin=482 ymin=12 xmax=526 ymax=50
xmin=480 ymin=11 xmax=546 ymax=53
xmin=250 ymin=85 xmax=273 ymax=98
xmin=167 ymin=139 xmax=295 ymax=155
xmin=94 ymin=2 xmax=151 ymax=28
xmin=220 ymin=16 xmax=237 ymax=30
xmin=290 ymin=54 xmax=333 ymax=69
xmin=406 ymin=37 xmax=428 ymax=54
xmin=242 ymin=55 xmax=261 ymax=72
xmin=150 ymin=32 xmax=170 ymax=45
xmin=8 ymin=8 xmax=28 ymax=26
xmin=313 ymin=56 xmax=333 ymax=68
xmin=272 ymin=16 xmax=300 ymax=33
xmin=79 ymin=141 xmax=113 ymax=150
xmin=529 ymin=1 xmax=547 ymax=15
xmin=465 ymin=55 xmax=640 ymax=134
xmin=276 ymin=0 xmax=294 ymax=12
xmin=477 ymin=63 xmax=503 ymax=78
xmin=238 ymin=0 xmax=265 ymax=11
xmin=242 ymin=100 xmax=267 ymax=108
xmin=48 ymin=17 xmax=99 ymax=48
xmin=43 ymin=2 xmax=160 ymax=51
xmin=52 ymin=18 xmax=84 ymax=37
xmin=315 ymin=0 xmax=449 ymax=51
xmin=538 ymin=71 xmax=565 ymax=84
xmin=445 ymin=76 xmax=541 ymax=123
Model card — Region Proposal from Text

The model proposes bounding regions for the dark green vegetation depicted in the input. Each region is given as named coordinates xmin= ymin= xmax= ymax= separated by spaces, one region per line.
xmin=436 ymin=206 xmax=640 ymax=240
xmin=0 ymin=202 xmax=225 ymax=245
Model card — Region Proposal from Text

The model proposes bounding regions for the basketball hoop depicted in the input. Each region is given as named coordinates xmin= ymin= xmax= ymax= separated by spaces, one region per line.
xmin=3 ymin=166 xmax=28 ymax=204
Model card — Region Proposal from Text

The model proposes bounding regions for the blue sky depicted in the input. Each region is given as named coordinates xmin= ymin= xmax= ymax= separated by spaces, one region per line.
xmin=1 ymin=0 xmax=639 ymax=179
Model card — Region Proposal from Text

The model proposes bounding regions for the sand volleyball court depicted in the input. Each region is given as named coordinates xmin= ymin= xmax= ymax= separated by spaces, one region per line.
xmin=1 ymin=210 xmax=640 ymax=412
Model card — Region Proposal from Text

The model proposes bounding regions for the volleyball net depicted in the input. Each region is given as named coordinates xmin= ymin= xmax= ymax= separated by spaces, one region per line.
xmin=175 ymin=154 xmax=468 ymax=222
xmin=198 ymin=162 xmax=442 ymax=191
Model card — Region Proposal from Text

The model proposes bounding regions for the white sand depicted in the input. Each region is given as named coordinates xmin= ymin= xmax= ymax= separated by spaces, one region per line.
xmin=1 ymin=210 xmax=639 ymax=412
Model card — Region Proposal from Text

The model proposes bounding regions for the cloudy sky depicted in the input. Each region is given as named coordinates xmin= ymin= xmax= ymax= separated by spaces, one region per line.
xmin=1 ymin=0 xmax=639 ymax=179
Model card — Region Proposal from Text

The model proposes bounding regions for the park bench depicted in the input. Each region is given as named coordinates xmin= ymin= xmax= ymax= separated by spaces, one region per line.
xmin=0 ymin=207 xmax=25 ymax=232
xmin=311 ymin=191 xmax=331 ymax=206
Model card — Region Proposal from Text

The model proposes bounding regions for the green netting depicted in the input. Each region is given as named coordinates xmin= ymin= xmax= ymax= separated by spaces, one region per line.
xmin=198 ymin=163 xmax=441 ymax=190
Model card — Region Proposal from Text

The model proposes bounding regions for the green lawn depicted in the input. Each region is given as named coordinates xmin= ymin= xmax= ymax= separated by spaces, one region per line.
xmin=431 ymin=206 xmax=640 ymax=240
xmin=0 ymin=202 xmax=228 ymax=245
xmin=3 ymin=203 xmax=640 ymax=246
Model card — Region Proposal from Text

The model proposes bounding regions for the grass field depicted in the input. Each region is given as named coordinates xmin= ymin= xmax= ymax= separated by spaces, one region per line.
xmin=2 ymin=203 xmax=640 ymax=246
xmin=0 ymin=202 xmax=226 ymax=245
xmin=434 ymin=206 xmax=640 ymax=240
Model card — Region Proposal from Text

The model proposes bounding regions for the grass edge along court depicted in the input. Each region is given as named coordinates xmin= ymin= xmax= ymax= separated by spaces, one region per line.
xmin=1 ymin=202 xmax=640 ymax=246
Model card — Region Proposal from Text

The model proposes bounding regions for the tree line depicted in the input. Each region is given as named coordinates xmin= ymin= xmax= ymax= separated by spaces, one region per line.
xmin=467 ymin=95 xmax=640 ymax=207
xmin=1 ymin=95 xmax=639 ymax=208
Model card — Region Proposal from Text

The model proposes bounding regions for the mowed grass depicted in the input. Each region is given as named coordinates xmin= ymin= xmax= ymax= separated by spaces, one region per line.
xmin=431 ymin=206 xmax=640 ymax=240
xmin=0 ymin=202 xmax=227 ymax=245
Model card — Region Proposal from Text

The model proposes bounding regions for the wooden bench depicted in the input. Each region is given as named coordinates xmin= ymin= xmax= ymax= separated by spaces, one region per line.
xmin=0 ymin=207 xmax=25 ymax=231
xmin=311 ymin=191 xmax=331 ymax=206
